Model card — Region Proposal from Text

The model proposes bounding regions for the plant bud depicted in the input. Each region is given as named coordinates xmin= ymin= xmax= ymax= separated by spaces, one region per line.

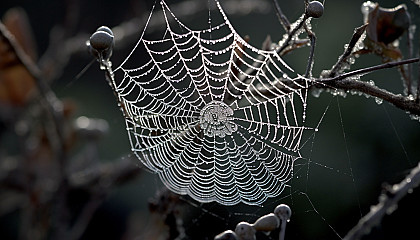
xmin=252 ymin=213 xmax=279 ymax=232
xmin=274 ymin=204 xmax=292 ymax=221
xmin=96 ymin=26 xmax=114 ymax=36
xmin=306 ymin=1 xmax=324 ymax=18
xmin=235 ymin=222 xmax=256 ymax=240
xmin=89 ymin=30 xmax=114 ymax=52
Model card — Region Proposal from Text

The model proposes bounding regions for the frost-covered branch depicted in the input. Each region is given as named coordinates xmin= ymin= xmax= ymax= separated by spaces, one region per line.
xmin=319 ymin=58 xmax=420 ymax=116
xmin=328 ymin=23 xmax=368 ymax=77
xmin=343 ymin=162 xmax=420 ymax=240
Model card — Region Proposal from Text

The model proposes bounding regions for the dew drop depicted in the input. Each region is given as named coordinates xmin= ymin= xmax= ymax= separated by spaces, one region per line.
xmin=407 ymin=95 xmax=415 ymax=101
xmin=374 ymin=97 xmax=383 ymax=105
xmin=311 ymin=88 xmax=323 ymax=98
xmin=409 ymin=114 xmax=420 ymax=121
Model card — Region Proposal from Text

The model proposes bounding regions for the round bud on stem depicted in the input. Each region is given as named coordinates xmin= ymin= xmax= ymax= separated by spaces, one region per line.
xmin=235 ymin=222 xmax=256 ymax=240
xmin=274 ymin=204 xmax=292 ymax=221
xmin=89 ymin=30 xmax=114 ymax=52
xmin=96 ymin=26 xmax=114 ymax=37
xmin=306 ymin=1 xmax=324 ymax=18
xmin=274 ymin=204 xmax=292 ymax=240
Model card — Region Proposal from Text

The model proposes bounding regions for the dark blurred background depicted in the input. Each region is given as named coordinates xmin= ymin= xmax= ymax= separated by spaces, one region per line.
xmin=1 ymin=0 xmax=420 ymax=239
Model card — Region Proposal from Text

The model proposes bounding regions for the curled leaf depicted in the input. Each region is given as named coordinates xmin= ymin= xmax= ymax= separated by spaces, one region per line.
xmin=362 ymin=1 xmax=410 ymax=44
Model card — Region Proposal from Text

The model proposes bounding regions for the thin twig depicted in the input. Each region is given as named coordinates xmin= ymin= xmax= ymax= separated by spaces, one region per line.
xmin=343 ymin=162 xmax=420 ymax=240
xmin=277 ymin=14 xmax=308 ymax=55
xmin=304 ymin=24 xmax=316 ymax=78
xmin=238 ymin=12 xmax=309 ymax=83
xmin=272 ymin=0 xmax=291 ymax=31
xmin=323 ymin=58 xmax=419 ymax=82
xmin=329 ymin=23 xmax=368 ymax=77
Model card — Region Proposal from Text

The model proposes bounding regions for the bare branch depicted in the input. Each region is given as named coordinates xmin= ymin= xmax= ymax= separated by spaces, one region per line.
xmin=343 ymin=162 xmax=420 ymax=240
xmin=324 ymin=58 xmax=419 ymax=82
xmin=272 ymin=0 xmax=291 ymax=31
xmin=319 ymin=58 xmax=420 ymax=115
xmin=323 ymin=76 xmax=420 ymax=115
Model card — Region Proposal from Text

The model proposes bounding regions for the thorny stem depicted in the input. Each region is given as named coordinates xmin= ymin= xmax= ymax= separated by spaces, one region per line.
xmin=343 ymin=162 xmax=420 ymax=240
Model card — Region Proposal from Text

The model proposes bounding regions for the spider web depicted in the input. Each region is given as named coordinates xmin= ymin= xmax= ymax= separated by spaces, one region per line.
xmin=112 ymin=0 xmax=315 ymax=206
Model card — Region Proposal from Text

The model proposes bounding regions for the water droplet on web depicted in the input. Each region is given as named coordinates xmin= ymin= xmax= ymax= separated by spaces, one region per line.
xmin=407 ymin=95 xmax=415 ymax=101
xmin=409 ymin=114 xmax=420 ymax=121
xmin=374 ymin=97 xmax=383 ymax=105
xmin=109 ymin=0 xmax=316 ymax=206
xmin=311 ymin=88 xmax=323 ymax=98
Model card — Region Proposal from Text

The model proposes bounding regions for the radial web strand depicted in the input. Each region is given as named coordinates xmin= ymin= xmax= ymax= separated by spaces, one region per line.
xmin=112 ymin=0 xmax=315 ymax=206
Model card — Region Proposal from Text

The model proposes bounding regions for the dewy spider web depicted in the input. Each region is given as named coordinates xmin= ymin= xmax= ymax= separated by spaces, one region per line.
xmin=112 ymin=0 xmax=315 ymax=206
